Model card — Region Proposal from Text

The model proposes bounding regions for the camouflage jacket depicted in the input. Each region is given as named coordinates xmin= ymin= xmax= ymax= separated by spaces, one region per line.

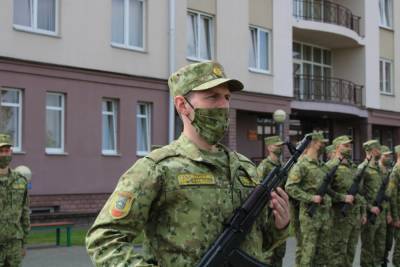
xmin=388 ymin=164 xmax=400 ymax=221
xmin=0 ymin=169 xmax=30 ymax=245
xmin=257 ymin=156 xmax=281 ymax=180
xmin=326 ymin=159 xmax=366 ymax=218
xmin=359 ymin=160 xmax=388 ymax=216
xmin=285 ymin=156 xmax=333 ymax=211
xmin=86 ymin=134 xmax=287 ymax=267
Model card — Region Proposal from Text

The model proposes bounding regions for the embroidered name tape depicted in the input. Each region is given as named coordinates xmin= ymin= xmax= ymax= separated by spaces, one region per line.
xmin=178 ymin=173 xmax=216 ymax=186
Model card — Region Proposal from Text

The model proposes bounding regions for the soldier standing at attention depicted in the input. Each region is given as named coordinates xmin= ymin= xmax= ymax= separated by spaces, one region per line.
xmin=285 ymin=132 xmax=332 ymax=267
xmin=388 ymin=145 xmax=400 ymax=267
xmin=86 ymin=61 xmax=290 ymax=267
xmin=326 ymin=135 xmax=364 ymax=267
xmin=257 ymin=135 xmax=286 ymax=267
xmin=360 ymin=140 xmax=386 ymax=267
xmin=0 ymin=134 xmax=30 ymax=267
xmin=379 ymin=145 xmax=394 ymax=267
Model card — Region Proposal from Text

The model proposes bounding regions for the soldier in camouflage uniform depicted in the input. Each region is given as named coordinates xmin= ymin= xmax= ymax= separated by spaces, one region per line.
xmin=86 ymin=61 xmax=290 ymax=267
xmin=257 ymin=135 xmax=286 ymax=267
xmin=325 ymin=144 xmax=335 ymax=162
xmin=0 ymin=134 xmax=30 ymax=267
xmin=388 ymin=145 xmax=400 ymax=266
xmin=326 ymin=135 xmax=365 ymax=267
xmin=285 ymin=132 xmax=333 ymax=267
xmin=360 ymin=140 xmax=387 ymax=267
xmin=379 ymin=145 xmax=394 ymax=267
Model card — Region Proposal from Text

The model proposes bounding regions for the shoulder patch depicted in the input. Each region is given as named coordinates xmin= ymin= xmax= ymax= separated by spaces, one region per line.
xmin=238 ymin=176 xmax=259 ymax=187
xmin=109 ymin=191 xmax=134 ymax=219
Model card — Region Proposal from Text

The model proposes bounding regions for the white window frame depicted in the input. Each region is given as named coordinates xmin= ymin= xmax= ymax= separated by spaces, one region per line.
xmin=379 ymin=0 xmax=393 ymax=29
xmin=13 ymin=0 xmax=59 ymax=36
xmin=249 ymin=26 xmax=272 ymax=74
xmin=111 ymin=0 xmax=146 ymax=52
xmin=380 ymin=58 xmax=394 ymax=95
xmin=0 ymin=88 xmax=22 ymax=152
xmin=186 ymin=10 xmax=214 ymax=61
xmin=102 ymin=99 xmax=118 ymax=155
xmin=136 ymin=102 xmax=151 ymax=156
xmin=45 ymin=92 xmax=65 ymax=154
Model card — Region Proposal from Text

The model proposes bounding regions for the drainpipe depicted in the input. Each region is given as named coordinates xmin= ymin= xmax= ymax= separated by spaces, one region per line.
xmin=168 ymin=0 xmax=176 ymax=143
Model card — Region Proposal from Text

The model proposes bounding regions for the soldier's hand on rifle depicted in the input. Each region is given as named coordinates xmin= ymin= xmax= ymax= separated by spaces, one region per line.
xmin=370 ymin=206 xmax=381 ymax=216
xmin=361 ymin=215 xmax=367 ymax=225
xmin=271 ymin=187 xmax=290 ymax=230
xmin=387 ymin=214 xmax=393 ymax=225
xmin=312 ymin=195 xmax=322 ymax=204
xmin=344 ymin=195 xmax=354 ymax=204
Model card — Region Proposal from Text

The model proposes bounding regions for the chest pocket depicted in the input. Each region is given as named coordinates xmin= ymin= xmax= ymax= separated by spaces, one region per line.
xmin=233 ymin=168 xmax=257 ymax=203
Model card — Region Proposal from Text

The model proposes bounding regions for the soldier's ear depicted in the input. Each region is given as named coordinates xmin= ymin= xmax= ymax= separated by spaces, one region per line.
xmin=174 ymin=96 xmax=191 ymax=117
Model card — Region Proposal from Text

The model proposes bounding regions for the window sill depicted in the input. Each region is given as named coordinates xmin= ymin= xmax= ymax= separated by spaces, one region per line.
xmin=186 ymin=56 xmax=212 ymax=63
xmin=380 ymin=92 xmax=395 ymax=97
xmin=136 ymin=152 xmax=149 ymax=157
xmin=111 ymin=43 xmax=147 ymax=53
xmin=248 ymin=68 xmax=272 ymax=76
xmin=13 ymin=25 xmax=60 ymax=38
xmin=13 ymin=150 xmax=26 ymax=155
xmin=45 ymin=151 xmax=68 ymax=156
xmin=102 ymin=153 xmax=121 ymax=157
xmin=379 ymin=25 xmax=394 ymax=31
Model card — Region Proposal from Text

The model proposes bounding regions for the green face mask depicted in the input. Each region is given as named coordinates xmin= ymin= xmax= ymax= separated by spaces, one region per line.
xmin=0 ymin=156 xmax=12 ymax=169
xmin=185 ymin=98 xmax=230 ymax=145
xmin=341 ymin=148 xmax=352 ymax=159
xmin=383 ymin=157 xmax=392 ymax=167
xmin=374 ymin=154 xmax=381 ymax=161
xmin=272 ymin=147 xmax=282 ymax=157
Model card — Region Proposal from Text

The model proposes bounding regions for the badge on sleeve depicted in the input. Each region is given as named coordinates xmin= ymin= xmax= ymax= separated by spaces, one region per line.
xmin=109 ymin=191 xmax=134 ymax=219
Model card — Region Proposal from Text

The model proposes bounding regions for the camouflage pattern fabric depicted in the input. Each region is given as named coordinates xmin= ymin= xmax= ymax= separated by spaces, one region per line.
xmin=86 ymin=134 xmax=288 ymax=267
xmin=0 ymin=169 xmax=30 ymax=267
xmin=257 ymin=156 xmax=286 ymax=267
xmin=285 ymin=155 xmax=332 ymax=267
xmin=325 ymin=159 xmax=366 ymax=267
xmin=388 ymin=164 xmax=400 ymax=266
xmin=360 ymin=160 xmax=387 ymax=267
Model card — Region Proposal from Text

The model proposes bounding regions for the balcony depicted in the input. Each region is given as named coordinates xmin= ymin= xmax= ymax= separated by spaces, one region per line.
xmin=293 ymin=75 xmax=363 ymax=107
xmin=293 ymin=0 xmax=361 ymax=36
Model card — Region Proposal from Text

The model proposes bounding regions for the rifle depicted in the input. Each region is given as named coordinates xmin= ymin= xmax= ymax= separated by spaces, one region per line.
xmin=307 ymin=157 xmax=344 ymax=217
xmin=367 ymin=162 xmax=395 ymax=225
xmin=196 ymin=135 xmax=312 ymax=267
xmin=341 ymin=157 xmax=372 ymax=217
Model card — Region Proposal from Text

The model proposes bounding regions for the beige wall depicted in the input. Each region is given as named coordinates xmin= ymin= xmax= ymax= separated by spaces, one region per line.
xmin=332 ymin=47 xmax=365 ymax=86
xmin=187 ymin=0 xmax=216 ymax=14
xmin=249 ymin=0 xmax=273 ymax=29
xmin=0 ymin=0 xmax=169 ymax=79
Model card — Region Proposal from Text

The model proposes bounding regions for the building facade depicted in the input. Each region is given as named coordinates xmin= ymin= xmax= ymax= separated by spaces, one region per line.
xmin=0 ymin=0 xmax=399 ymax=218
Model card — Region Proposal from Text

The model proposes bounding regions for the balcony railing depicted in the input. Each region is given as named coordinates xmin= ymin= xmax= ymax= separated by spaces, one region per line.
xmin=293 ymin=0 xmax=361 ymax=35
xmin=294 ymin=75 xmax=363 ymax=107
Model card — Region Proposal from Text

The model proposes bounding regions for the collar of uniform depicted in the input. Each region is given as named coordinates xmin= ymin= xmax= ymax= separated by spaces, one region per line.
xmin=267 ymin=156 xmax=281 ymax=166
xmin=175 ymin=134 xmax=227 ymax=164
xmin=303 ymin=155 xmax=320 ymax=165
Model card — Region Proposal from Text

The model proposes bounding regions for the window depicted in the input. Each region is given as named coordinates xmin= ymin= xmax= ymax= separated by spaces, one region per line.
xmin=187 ymin=11 xmax=214 ymax=61
xmin=0 ymin=89 xmax=22 ymax=151
xmin=136 ymin=103 xmax=151 ymax=156
xmin=380 ymin=59 xmax=393 ymax=94
xmin=112 ymin=0 xmax=145 ymax=50
xmin=13 ymin=0 xmax=58 ymax=35
xmin=379 ymin=0 xmax=393 ymax=28
xmin=249 ymin=26 xmax=271 ymax=73
xmin=46 ymin=93 xmax=64 ymax=153
xmin=102 ymin=99 xmax=118 ymax=154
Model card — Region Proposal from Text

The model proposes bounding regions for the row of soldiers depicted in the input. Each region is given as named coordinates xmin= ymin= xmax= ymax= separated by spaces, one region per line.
xmin=258 ymin=133 xmax=400 ymax=267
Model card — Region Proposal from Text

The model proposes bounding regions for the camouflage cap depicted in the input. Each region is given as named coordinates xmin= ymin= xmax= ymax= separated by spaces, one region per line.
xmin=168 ymin=61 xmax=243 ymax=97
xmin=332 ymin=135 xmax=352 ymax=147
xmin=305 ymin=132 xmax=329 ymax=143
xmin=363 ymin=139 xmax=380 ymax=151
xmin=395 ymin=145 xmax=400 ymax=154
xmin=325 ymin=144 xmax=335 ymax=153
xmin=380 ymin=145 xmax=392 ymax=155
xmin=0 ymin=133 xmax=12 ymax=147
xmin=264 ymin=136 xmax=284 ymax=146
